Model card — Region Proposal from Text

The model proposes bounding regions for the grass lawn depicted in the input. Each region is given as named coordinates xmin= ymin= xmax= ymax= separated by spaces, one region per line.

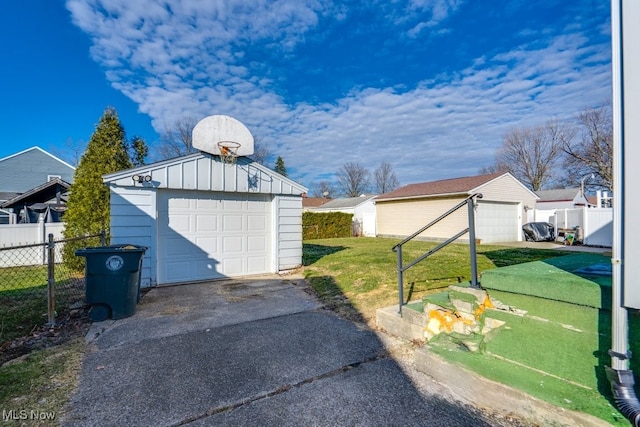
xmin=302 ymin=237 xmax=567 ymax=325
xmin=1 ymin=264 xmax=84 ymax=344
xmin=302 ymin=237 xmax=629 ymax=425
xmin=0 ymin=338 xmax=85 ymax=426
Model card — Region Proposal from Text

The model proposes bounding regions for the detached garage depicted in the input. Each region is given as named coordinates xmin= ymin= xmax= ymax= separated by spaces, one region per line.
xmin=375 ymin=172 xmax=538 ymax=244
xmin=103 ymin=115 xmax=307 ymax=287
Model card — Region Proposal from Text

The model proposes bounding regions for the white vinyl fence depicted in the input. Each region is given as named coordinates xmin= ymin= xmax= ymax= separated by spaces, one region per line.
xmin=531 ymin=207 xmax=612 ymax=247
xmin=0 ymin=221 xmax=65 ymax=267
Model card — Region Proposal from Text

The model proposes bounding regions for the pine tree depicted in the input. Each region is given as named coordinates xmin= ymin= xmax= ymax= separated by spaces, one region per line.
xmin=274 ymin=156 xmax=287 ymax=177
xmin=63 ymin=107 xmax=134 ymax=270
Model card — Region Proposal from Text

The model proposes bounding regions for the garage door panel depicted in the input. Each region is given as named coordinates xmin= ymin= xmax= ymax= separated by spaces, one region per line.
xmin=163 ymin=260 xmax=193 ymax=282
xmin=222 ymin=236 xmax=243 ymax=253
xmin=222 ymin=215 xmax=243 ymax=231
xmin=476 ymin=201 xmax=520 ymax=243
xmin=222 ymin=199 xmax=244 ymax=210
xmin=165 ymin=237 xmax=196 ymax=256
xmin=196 ymin=198 xmax=219 ymax=209
xmin=169 ymin=214 xmax=191 ymax=232
xmin=157 ymin=190 xmax=272 ymax=284
xmin=196 ymin=215 xmax=218 ymax=232
xmin=168 ymin=198 xmax=191 ymax=209
xmin=222 ymin=258 xmax=243 ymax=275
xmin=195 ymin=237 xmax=218 ymax=253
xmin=195 ymin=258 xmax=221 ymax=277
xmin=248 ymin=256 xmax=267 ymax=271
xmin=248 ymin=215 xmax=267 ymax=231
xmin=248 ymin=235 xmax=267 ymax=251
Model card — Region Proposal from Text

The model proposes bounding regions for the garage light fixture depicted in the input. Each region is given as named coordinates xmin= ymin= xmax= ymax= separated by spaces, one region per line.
xmin=132 ymin=174 xmax=152 ymax=183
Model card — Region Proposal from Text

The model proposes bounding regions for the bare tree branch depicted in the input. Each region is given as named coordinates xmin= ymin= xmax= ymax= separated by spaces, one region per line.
xmin=562 ymin=103 xmax=613 ymax=191
xmin=309 ymin=181 xmax=336 ymax=198
xmin=156 ymin=116 xmax=198 ymax=160
xmin=336 ymin=162 xmax=370 ymax=197
xmin=496 ymin=120 xmax=568 ymax=191
xmin=374 ymin=161 xmax=400 ymax=194
xmin=249 ymin=137 xmax=270 ymax=165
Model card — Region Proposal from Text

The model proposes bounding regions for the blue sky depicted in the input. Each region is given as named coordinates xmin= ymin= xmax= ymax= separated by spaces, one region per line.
xmin=0 ymin=0 xmax=611 ymax=189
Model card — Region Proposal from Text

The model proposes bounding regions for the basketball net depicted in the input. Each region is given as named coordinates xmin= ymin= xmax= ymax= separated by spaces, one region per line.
xmin=217 ymin=141 xmax=241 ymax=165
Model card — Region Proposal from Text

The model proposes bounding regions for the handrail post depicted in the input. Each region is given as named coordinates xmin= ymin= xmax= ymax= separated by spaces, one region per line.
xmin=468 ymin=197 xmax=479 ymax=289
xmin=397 ymin=244 xmax=404 ymax=315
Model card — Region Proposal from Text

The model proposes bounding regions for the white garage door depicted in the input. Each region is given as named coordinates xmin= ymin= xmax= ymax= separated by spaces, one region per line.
xmin=476 ymin=201 xmax=520 ymax=243
xmin=157 ymin=190 xmax=272 ymax=284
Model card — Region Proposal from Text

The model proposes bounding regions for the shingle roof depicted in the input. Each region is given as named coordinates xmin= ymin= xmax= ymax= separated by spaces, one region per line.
xmin=302 ymin=197 xmax=331 ymax=208
xmin=0 ymin=178 xmax=71 ymax=209
xmin=313 ymin=194 xmax=376 ymax=209
xmin=535 ymin=188 xmax=580 ymax=202
xmin=376 ymin=172 xmax=504 ymax=201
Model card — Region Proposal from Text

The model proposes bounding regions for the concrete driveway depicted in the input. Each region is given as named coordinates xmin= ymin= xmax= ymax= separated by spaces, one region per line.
xmin=62 ymin=275 xmax=521 ymax=427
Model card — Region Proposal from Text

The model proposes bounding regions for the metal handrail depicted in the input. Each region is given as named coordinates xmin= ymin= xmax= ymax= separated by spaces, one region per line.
xmin=394 ymin=193 xmax=482 ymax=314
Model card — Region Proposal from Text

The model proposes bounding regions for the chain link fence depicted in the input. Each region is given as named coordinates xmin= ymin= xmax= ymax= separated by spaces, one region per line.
xmin=0 ymin=232 xmax=105 ymax=346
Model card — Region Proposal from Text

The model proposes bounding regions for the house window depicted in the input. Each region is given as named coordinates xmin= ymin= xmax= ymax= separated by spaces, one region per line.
xmin=48 ymin=175 xmax=61 ymax=181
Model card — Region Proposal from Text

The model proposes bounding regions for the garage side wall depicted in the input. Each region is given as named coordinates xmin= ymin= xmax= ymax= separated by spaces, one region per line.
xmin=276 ymin=195 xmax=303 ymax=271
xmin=376 ymin=196 xmax=468 ymax=241
xmin=109 ymin=185 xmax=156 ymax=287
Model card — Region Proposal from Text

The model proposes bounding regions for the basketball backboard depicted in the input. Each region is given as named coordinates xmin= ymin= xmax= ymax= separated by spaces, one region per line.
xmin=192 ymin=115 xmax=255 ymax=156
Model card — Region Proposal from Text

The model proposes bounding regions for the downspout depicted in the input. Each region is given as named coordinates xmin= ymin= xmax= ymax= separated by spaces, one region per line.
xmin=607 ymin=1 xmax=640 ymax=424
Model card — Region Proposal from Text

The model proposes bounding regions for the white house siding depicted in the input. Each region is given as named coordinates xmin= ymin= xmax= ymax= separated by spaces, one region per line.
xmin=276 ymin=195 xmax=303 ymax=270
xmin=109 ymin=186 xmax=156 ymax=286
xmin=376 ymin=196 xmax=468 ymax=241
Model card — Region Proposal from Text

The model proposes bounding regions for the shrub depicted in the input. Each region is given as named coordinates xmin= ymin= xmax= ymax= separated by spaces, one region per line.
xmin=303 ymin=212 xmax=352 ymax=239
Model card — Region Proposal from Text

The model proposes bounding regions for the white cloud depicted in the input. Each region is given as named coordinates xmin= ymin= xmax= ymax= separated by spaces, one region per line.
xmin=66 ymin=0 xmax=610 ymax=188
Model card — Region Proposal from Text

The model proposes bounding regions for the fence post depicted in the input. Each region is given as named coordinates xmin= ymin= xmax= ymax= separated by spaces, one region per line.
xmin=40 ymin=215 xmax=46 ymax=265
xmin=101 ymin=229 xmax=106 ymax=246
xmin=47 ymin=233 xmax=56 ymax=326
xmin=582 ymin=207 xmax=588 ymax=245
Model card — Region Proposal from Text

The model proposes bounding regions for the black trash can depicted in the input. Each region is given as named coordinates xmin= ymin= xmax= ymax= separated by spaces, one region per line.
xmin=75 ymin=244 xmax=147 ymax=322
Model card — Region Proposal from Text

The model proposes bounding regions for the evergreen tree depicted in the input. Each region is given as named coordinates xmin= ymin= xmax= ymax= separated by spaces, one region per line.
xmin=130 ymin=136 xmax=149 ymax=166
xmin=63 ymin=107 xmax=133 ymax=270
xmin=274 ymin=156 xmax=287 ymax=177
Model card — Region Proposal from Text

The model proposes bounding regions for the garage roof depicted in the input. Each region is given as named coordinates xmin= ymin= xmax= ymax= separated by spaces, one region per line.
xmin=103 ymin=152 xmax=307 ymax=195
xmin=376 ymin=172 xmax=536 ymax=201
xmin=535 ymin=188 xmax=580 ymax=202
xmin=312 ymin=194 xmax=376 ymax=210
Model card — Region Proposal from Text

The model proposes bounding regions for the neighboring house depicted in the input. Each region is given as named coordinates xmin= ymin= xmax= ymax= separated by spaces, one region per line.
xmin=0 ymin=147 xmax=75 ymax=223
xmin=302 ymin=196 xmax=331 ymax=211
xmin=103 ymin=152 xmax=307 ymax=287
xmin=0 ymin=178 xmax=70 ymax=223
xmin=375 ymin=172 xmax=538 ymax=244
xmin=309 ymin=194 xmax=377 ymax=237
xmin=535 ymin=188 xmax=590 ymax=210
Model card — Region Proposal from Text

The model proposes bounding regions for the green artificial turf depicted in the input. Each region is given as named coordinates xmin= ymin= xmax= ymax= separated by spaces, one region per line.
xmin=487 ymin=290 xmax=602 ymax=333
xmin=426 ymin=253 xmax=640 ymax=425
xmin=429 ymin=338 xmax=629 ymax=426
xmin=481 ymin=253 xmax=611 ymax=308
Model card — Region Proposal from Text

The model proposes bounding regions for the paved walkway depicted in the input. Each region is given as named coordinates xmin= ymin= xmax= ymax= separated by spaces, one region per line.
xmin=62 ymin=276 xmax=519 ymax=426
xmin=491 ymin=240 xmax=611 ymax=254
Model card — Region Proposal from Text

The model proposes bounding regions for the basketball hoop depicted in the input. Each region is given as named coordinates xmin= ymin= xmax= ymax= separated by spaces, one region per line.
xmin=217 ymin=141 xmax=241 ymax=165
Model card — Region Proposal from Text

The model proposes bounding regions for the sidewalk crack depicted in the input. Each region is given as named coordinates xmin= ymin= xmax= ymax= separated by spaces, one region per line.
xmin=172 ymin=351 xmax=388 ymax=426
